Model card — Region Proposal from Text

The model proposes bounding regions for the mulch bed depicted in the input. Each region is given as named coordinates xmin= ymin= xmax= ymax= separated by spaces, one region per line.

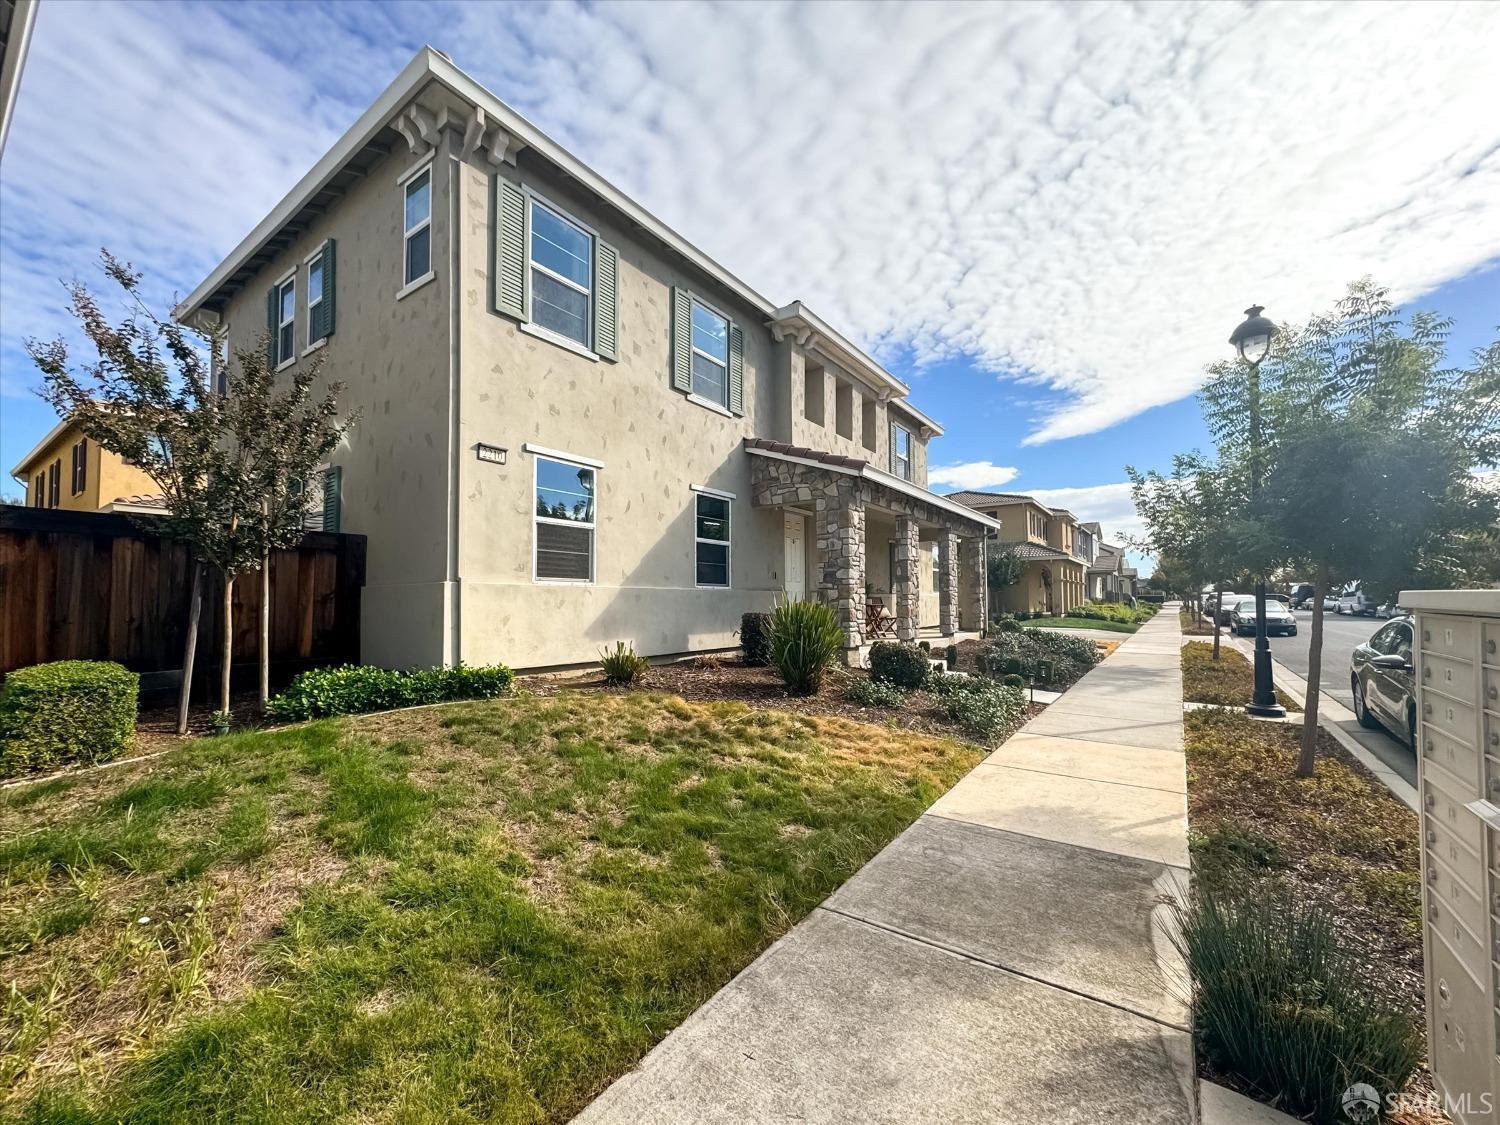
xmin=522 ymin=655 xmax=1043 ymax=745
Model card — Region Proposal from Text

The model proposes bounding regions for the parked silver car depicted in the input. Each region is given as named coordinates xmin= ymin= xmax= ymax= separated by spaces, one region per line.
xmin=1229 ymin=596 xmax=1297 ymax=636
xmin=1350 ymin=615 xmax=1415 ymax=746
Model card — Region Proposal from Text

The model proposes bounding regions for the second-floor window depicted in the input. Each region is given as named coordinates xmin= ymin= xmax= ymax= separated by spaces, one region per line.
xmin=403 ymin=166 xmax=432 ymax=287
xmin=276 ymin=276 xmax=295 ymax=368
xmin=529 ymin=199 xmax=592 ymax=348
xmin=890 ymin=423 xmax=912 ymax=480
xmin=690 ymin=299 xmax=729 ymax=406
xmin=70 ymin=438 xmax=87 ymax=495
xmin=48 ymin=459 xmax=60 ymax=507
xmin=307 ymin=251 xmax=326 ymax=347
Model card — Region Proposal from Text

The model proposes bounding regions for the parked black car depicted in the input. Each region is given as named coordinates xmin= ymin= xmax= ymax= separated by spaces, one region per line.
xmin=1288 ymin=582 xmax=1316 ymax=609
xmin=1229 ymin=596 xmax=1298 ymax=636
xmin=1350 ymin=615 xmax=1415 ymax=747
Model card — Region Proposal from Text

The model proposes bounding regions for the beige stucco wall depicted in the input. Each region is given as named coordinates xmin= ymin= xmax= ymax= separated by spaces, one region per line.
xmin=17 ymin=424 xmax=160 ymax=511
xmin=452 ymin=151 xmax=793 ymax=669
xmin=217 ymin=139 xmax=457 ymax=669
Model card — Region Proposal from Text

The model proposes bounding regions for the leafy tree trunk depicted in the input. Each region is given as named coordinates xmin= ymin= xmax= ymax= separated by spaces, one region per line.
xmin=1211 ymin=582 xmax=1225 ymax=660
xmin=176 ymin=561 xmax=204 ymax=734
xmin=259 ymin=550 xmax=271 ymax=710
xmin=1297 ymin=570 xmax=1329 ymax=777
xmin=220 ymin=571 xmax=235 ymax=717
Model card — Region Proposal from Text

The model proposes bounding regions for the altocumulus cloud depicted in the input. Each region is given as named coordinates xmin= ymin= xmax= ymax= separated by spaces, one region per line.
xmin=2 ymin=1 xmax=1498 ymax=444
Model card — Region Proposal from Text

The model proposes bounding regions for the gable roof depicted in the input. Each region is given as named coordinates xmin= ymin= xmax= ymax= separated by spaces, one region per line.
xmin=173 ymin=47 xmax=940 ymax=427
xmin=993 ymin=541 xmax=1075 ymax=562
xmin=943 ymin=490 xmax=1052 ymax=516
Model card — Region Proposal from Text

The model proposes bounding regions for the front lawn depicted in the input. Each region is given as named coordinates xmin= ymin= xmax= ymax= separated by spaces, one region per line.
xmin=1182 ymin=641 xmax=1297 ymax=711
xmin=1016 ymin=615 xmax=1138 ymax=633
xmin=1 ymin=691 xmax=981 ymax=1122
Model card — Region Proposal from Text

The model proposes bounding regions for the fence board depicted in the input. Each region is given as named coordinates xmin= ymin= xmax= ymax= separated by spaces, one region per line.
xmin=0 ymin=508 xmax=365 ymax=693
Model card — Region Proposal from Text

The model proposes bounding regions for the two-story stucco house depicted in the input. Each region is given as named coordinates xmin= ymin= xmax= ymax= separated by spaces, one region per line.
xmin=174 ymin=48 xmax=994 ymax=672
xmin=945 ymin=490 xmax=1095 ymax=617
xmin=10 ymin=416 xmax=162 ymax=514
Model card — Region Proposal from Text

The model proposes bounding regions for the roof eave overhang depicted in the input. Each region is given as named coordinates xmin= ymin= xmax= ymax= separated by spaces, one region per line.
xmin=177 ymin=47 xmax=779 ymax=323
xmin=768 ymin=302 xmax=910 ymax=399
xmin=745 ymin=445 xmax=998 ymax=531
xmin=9 ymin=416 xmax=74 ymax=480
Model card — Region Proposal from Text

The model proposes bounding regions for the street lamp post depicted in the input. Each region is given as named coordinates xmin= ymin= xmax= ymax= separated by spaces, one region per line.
xmin=1229 ymin=305 xmax=1286 ymax=720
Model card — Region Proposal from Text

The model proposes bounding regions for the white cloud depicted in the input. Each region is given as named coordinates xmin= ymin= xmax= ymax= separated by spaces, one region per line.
xmin=928 ymin=460 xmax=1020 ymax=490
xmin=4 ymin=0 xmax=1500 ymax=469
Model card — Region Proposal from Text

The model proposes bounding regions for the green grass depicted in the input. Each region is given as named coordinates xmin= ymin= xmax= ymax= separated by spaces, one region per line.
xmin=1 ymin=692 xmax=980 ymax=1122
xmin=1019 ymin=616 xmax=1138 ymax=633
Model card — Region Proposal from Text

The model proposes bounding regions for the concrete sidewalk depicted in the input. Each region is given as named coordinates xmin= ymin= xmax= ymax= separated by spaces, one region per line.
xmin=573 ymin=611 xmax=1194 ymax=1125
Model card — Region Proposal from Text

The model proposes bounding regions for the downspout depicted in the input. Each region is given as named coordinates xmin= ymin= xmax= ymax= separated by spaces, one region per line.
xmin=445 ymin=131 xmax=463 ymax=667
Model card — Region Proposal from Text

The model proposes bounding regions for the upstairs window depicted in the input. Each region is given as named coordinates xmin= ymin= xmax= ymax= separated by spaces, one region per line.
xmin=276 ymin=276 xmax=295 ymax=368
xmin=48 ymin=459 xmax=60 ymax=508
xmin=307 ymin=251 xmax=325 ymax=345
xmin=690 ymin=299 xmax=729 ymax=406
xmin=529 ymin=200 xmax=592 ymax=348
xmin=33 ymin=473 xmax=44 ymax=507
xmin=403 ymin=166 xmax=432 ymax=287
xmin=693 ymin=491 xmax=731 ymax=587
xmin=890 ymin=423 xmax=912 ymax=481
xmin=534 ymin=454 xmax=596 ymax=583
xmin=70 ymin=438 xmax=87 ymax=495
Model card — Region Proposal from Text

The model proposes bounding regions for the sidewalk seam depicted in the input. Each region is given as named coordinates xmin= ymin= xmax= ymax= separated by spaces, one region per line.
xmin=814 ymin=903 xmax=1192 ymax=1034
xmin=921 ymin=810 xmax=1192 ymax=874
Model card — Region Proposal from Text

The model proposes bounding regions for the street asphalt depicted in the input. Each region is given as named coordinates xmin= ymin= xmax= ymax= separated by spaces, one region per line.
xmin=1208 ymin=606 xmax=1417 ymax=785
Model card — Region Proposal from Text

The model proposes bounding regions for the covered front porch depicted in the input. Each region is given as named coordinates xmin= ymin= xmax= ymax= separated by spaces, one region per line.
xmin=747 ymin=440 xmax=996 ymax=663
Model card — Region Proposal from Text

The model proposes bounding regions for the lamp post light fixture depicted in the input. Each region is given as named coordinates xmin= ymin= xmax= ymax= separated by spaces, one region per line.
xmin=1229 ymin=304 xmax=1286 ymax=720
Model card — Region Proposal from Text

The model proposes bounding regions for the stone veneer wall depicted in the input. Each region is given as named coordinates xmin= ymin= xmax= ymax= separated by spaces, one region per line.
xmin=750 ymin=454 xmax=990 ymax=658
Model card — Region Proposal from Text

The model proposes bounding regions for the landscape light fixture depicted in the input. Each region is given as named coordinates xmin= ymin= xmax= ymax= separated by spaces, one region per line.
xmin=1229 ymin=303 xmax=1285 ymax=720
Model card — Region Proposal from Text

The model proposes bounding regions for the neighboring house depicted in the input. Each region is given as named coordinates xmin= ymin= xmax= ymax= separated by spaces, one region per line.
xmin=9 ymin=417 xmax=161 ymax=514
xmin=1088 ymin=542 xmax=1132 ymax=603
xmin=945 ymin=491 xmax=1088 ymax=617
xmin=173 ymin=48 xmax=994 ymax=671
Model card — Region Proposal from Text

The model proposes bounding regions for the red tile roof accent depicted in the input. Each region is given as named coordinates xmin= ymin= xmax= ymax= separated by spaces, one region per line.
xmin=742 ymin=438 xmax=869 ymax=471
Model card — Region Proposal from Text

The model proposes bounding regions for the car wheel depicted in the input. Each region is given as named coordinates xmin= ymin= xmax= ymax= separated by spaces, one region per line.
xmin=1352 ymin=676 xmax=1380 ymax=730
xmin=1288 ymin=627 xmax=1297 ymax=636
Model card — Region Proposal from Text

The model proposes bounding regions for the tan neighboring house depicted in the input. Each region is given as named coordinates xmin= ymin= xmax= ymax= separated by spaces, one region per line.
xmin=946 ymin=491 xmax=1098 ymax=617
xmin=173 ymin=47 xmax=994 ymax=671
xmin=10 ymin=417 xmax=161 ymax=514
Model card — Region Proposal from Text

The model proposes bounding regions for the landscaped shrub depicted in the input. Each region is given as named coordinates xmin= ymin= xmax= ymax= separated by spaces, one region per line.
xmin=939 ymin=679 xmax=1024 ymax=741
xmin=0 ymin=660 xmax=139 ymax=777
xmin=599 ymin=642 xmax=650 ymax=685
xmin=868 ymin=642 xmax=930 ymax=690
xmin=1172 ymin=887 xmax=1421 ymax=1124
xmin=739 ymin=612 xmax=774 ymax=666
xmin=845 ymin=677 xmax=907 ymax=709
xmin=994 ymin=618 xmax=1022 ymax=633
xmin=944 ymin=644 xmax=959 ymax=670
xmin=266 ymin=663 xmax=515 ymax=722
xmin=768 ymin=600 xmax=844 ymax=695
xmin=976 ymin=627 xmax=1101 ymax=686
xmin=1001 ymin=673 xmax=1026 ymax=689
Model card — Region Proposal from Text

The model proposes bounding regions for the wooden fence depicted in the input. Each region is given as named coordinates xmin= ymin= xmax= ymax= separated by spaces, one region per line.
xmin=0 ymin=507 xmax=365 ymax=695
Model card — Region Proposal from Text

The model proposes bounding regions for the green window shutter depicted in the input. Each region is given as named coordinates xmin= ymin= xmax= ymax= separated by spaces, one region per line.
xmin=321 ymin=239 xmax=336 ymax=339
xmin=727 ymin=322 xmax=745 ymax=415
xmin=671 ymin=286 xmax=692 ymax=393
xmin=494 ymin=178 xmax=527 ymax=320
xmin=321 ymin=466 xmax=342 ymax=532
xmin=266 ymin=285 xmax=279 ymax=366
xmin=593 ymin=240 xmax=618 ymax=361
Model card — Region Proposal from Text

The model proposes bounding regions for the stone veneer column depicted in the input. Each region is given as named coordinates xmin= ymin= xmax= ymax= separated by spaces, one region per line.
xmin=959 ymin=535 xmax=987 ymax=631
xmin=937 ymin=529 xmax=959 ymax=636
xmin=894 ymin=516 xmax=920 ymax=642
xmin=816 ymin=482 xmax=865 ymax=658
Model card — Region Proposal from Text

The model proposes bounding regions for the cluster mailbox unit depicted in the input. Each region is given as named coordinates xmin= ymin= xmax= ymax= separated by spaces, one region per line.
xmin=1405 ymin=588 xmax=1500 ymax=1123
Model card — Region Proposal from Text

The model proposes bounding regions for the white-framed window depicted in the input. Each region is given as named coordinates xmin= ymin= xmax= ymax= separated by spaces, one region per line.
xmin=891 ymin=422 xmax=912 ymax=481
xmin=276 ymin=276 xmax=295 ymax=369
xmin=690 ymin=298 xmax=729 ymax=407
xmin=528 ymin=197 xmax=593 ymax=349
xmin=533 ymin=454 xmax=596 ymax=583
xmin=403 ymin=164 xmax=432 ymax=287
xmin=307 ymin=250 xmax=325 ymax=347
xmin=693 ymin=489 xmax=731 ymax=587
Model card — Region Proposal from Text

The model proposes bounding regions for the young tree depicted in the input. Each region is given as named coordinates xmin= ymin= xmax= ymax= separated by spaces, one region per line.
xmin=1202 ymin=279 xmax=1498 ymax=776
xmin=229 ymin=347 xmax=355 ymax=707
xmin=30 ymin=253 xmax=232 ymax=733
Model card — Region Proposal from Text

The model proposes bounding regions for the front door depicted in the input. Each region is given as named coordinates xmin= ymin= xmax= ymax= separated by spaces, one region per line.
xmin=783 ymin=513 xmax=806 ymax=601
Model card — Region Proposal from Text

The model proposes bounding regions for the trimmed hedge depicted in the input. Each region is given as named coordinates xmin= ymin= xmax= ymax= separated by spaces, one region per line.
xmin=977 ymin=628 xmax=1101 ymax=686
xmin=0 ymin=660 xmax=139 ymax=777
xmin=267 ymin=663 xmax=515 ymax=722
xmin=845 ymin=677 xmax=907 ymax=708
xmin=937 ymin=677 xmax=1025 ymax=741
xmin=740 ymin=612 xmax=773 ymax=666
xmin=868 ymin=642 xmax=930 ymax=690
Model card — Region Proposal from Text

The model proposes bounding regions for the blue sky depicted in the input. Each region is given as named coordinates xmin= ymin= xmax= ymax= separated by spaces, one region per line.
xmin=3 ymin=1 xmax=1498 ymax=558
